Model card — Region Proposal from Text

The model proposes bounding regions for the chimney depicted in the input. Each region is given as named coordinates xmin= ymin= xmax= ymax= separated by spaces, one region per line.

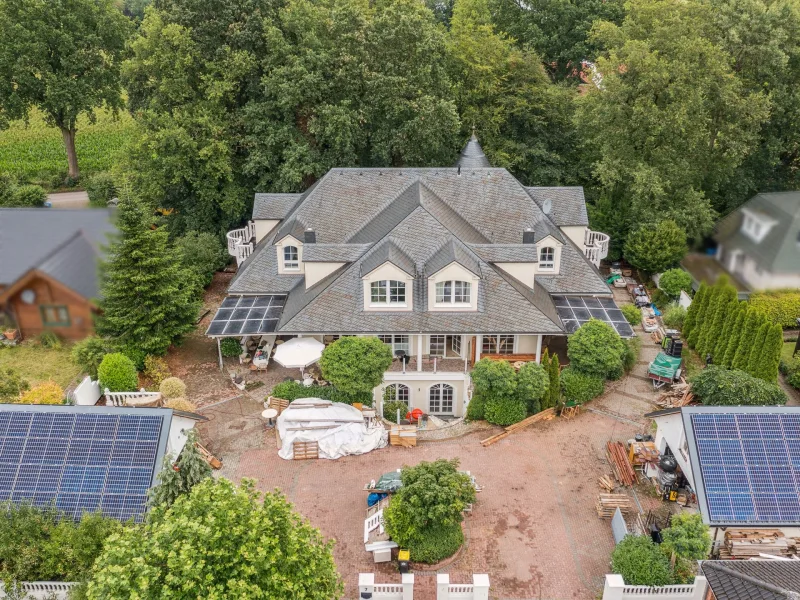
xmin=304 ymin=228 xmax=316 ymax=244
xmin=523 ymin=227 xmax=535 ymax=244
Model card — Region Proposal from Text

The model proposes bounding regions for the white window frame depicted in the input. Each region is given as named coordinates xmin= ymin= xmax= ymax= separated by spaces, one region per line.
xmin=435 ymin=280 xmax=472 ymax=305
xmin=539 ymin=247 xmax=555 ymax=270
xmin=384 ymin=383 xmax=410 ymax=406
xmin=429 ymin=335 xmax=446 ymax=357
xmin=378 ymin=334 xmax=410 ymax=355
xmin=429 ymin=383 xmax=454 ymax=414
xmin=283 ymin=245 xmax=300 ymax=271
xmin=370 ymin=280 xmax=406 ymax=306
xmin=451 ymin=335 xmax=462 ymax=356
xmin=482 ymin=334 xmax=515 ymax=355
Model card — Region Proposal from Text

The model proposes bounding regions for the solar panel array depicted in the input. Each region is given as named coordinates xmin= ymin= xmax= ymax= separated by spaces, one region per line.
xmin=0 ymin=411 xmax=165 ymax=522
xmin=206 ymin=295 xmax=286 ymax=336
xmin=691 ymin=413 xmax=800 ymax=524
xmin=552 ymin=296 xmax=635 ymax=338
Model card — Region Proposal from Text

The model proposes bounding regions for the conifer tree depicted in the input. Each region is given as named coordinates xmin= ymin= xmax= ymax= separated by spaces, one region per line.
xmin=732 ymin=309 xmax=765 ymax=372
xmin=746 ymin=322 xmax=771 ymax=378
xmin=97 ymin=195 xmax=200 ymax=356
xmin=682 ymin=282 xmax=707 ymax=340
xmin=691 ymin=281 xmax=721 ymax=352
xmin=149 ymin=429 xmax=211 ymax=509
xmin=754 ymin=324 xmax=784 ymax=383
xmin=687 ymin=284 xmax=713 ymax=349
xmin=540 ymin=349 xmax=551 ymax=408
xmin=719 ymin=304 xmax=747 ymax=368
xmin=548 ymin=353 xmax=561 ymax=408
xmin=713 ymin=300 xmax=740 ymax=362
xmin=702 ymin=282 xmax=737 ymax=360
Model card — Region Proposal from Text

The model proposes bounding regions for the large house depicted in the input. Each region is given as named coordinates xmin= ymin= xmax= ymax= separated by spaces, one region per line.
xmin=0 ymin=208 xmax=117 ymax=340
xmin=208 ymin=136 xmax=629 ymax=417
xmin=682 ymin=191 xmax=800 ymax=295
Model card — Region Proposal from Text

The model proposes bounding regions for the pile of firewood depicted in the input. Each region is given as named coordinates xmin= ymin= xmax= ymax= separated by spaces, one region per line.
xmin=598 ymin=474 xmax=616 ymax=493
xmin=596 ymin=494 xmax=634 ymax=518
xmin=606 ymin=441 xmax=636 ymax=486
xmin=720 ymin=529 xmax=797 ymax=559
xmin=655 ymin=383 xmax=694 ymax=409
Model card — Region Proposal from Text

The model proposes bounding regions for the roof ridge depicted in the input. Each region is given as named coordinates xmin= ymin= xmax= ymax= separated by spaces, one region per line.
xmin=347 ymin=178 xmax=422 ymax=244
xmin=33 ymin=229 xmax=88 ymax=269
xmin=490 ymin=265 xmax=564 ymax=332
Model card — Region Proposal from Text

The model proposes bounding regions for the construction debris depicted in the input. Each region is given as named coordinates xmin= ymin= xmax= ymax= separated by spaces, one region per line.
xmin=720 ymin=530 xmax=797 ymax=559
xmin=596 ymin=494 xmax=634 ymax=518
xmin=480 ymin=408 xmax=556 ymax=447
xmin=598 ymin=474 xmax=616 ymax=493
xmin=606 ymin=441 xmax=637 ymax=486
xmin=655 ymin=384 xmax=694 ymax=409
xmin=196 ymin=442 xmax=222 ymax=469
xmin=390 ymin=425 xmax=417 ymax=447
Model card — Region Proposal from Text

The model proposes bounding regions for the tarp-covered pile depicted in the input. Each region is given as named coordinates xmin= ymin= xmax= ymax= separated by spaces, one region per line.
xmin=276 ymin=398 xmax=388 ymax=460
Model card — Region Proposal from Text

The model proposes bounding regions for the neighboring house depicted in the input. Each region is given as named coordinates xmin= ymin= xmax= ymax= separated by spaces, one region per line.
xmin=0 ymin=208 xmax=117 ymax=339
xmin=681 ymin=192 xmax=800 ymax=295
xmin=209 ymin=136 xmax=627 ymax=418
xmin=701 ymin=560 xmax=800 ymax=599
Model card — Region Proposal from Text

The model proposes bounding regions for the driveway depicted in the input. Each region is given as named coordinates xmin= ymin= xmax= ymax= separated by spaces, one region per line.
xmin=46 ymin=190 xmax=89 ymax=208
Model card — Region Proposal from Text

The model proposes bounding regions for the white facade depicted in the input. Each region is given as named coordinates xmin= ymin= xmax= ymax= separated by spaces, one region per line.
xmin=652 ymin=411 xmax=695 ymax=489
xmin=602 ymin=575 xmax=707 ymax=600
xmin=717 ymin=244 xmax=800 ymax=290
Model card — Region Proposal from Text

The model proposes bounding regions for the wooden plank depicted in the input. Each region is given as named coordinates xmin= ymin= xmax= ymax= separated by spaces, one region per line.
xmin=480 ymin=408 xmax=556 ymax=446
xmin=293 ymin=441 xmax=319 ymax=460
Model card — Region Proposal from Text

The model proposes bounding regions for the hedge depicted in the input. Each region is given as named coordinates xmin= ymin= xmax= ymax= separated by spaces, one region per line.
xmin=621 ymin=304 xmax=642 ymax=326
xmin=560 ymin=368 xmax=605 ymax=404
xmin=269 ymin=380 xmax=372 ymax=406
xmin=97 ymin=353 xmax=139 ymax=392
xmin=690 ymin=366 xmax=787 ymax=406
xmin=484 ymin=397 xmax=527 ymax=426
xmin=749 ymin=290 xmax=800 ymax=328
xmin=407 ymin=524 xmax=464 ymax=564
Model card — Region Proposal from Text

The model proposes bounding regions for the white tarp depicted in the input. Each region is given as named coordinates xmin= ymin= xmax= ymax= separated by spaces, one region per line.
xmin=277 ymin=398 xmax=388 ymax=460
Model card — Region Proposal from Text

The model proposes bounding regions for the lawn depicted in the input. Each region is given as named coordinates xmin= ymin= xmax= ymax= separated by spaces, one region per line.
xmin=782 ymin=342 xmax=797 ymax=364
xmin=0 ymin=106 xmax=136 ymax=187
xmin=0 ymin=342 xmax=83 ymax=389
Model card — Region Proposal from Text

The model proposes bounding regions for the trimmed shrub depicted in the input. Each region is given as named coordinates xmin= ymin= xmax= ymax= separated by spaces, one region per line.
xmin=0 ymin=367 xmax=30 ymax=400
xmin=144 ymin=355 xmax=171 ymax=387
xmin=662 ymin=304 xmax=687 ymax=330
xmin=516 ymin=362 xmax=548 ymax=414
xmin=18 ymin=382 xmax=64 ymax=405
xmin=658 ymin=269 xmax=692 ymax=299
xmin=269 ymin=380 xmax=372 ymax=406
xmin=691 ymin=366 xmax=787 ymax=406
xmin=12 ymin=184 xmax=47 ymax=207
xmin=622 ymin=337 xmax=641 ymax=373
xmin=159 ymin=377 xmax=186 ymax=400
xmin=98 ymin=353 xmax=139 ymax=393
xmin=407 ymin=524 xmax=464 ymax=564
xmin=621 ymin=304 xmax=642 ymax=326
xmin=611 ymin=535 xmax=674 ymax=586
xmin=465 ymin=393 xmax=487 ymax=421
xmin=118 ymin=344 xmax=147 ymax=371
xmin=484 ymin=397 xmax=527 ymax=426
xmin=319 ymin=337 xmax=393 ymax=394
xmin=560 ymin=368 xmax=605 ymax=403
xmin=545 ymin=352 xmax=561 ymax=409
xmin=220 ymin=338 xmax=242 ymax=358
xmin=567 ymin=319 xmax=626 ymax=379
xmin=85 ymin=172 xmax=117 ymax=207
xmin=383 ymin=400 xmax=409 ymax=423
xmin=164 ymin=397 xmax=197 ymax=412
xmin=71 ymin=336 xmax=110 ymax=379
xmin=749 ymin=290 xmax=800 ymax=328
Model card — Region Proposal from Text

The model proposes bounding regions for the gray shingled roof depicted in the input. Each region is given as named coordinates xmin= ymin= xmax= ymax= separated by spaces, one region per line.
xmin=228 ymin=234 xmax=303 ymax=294
xmin=536 ymin=242 xmax=609 ymax=295
xmin=455 ymin=134 xmax=491 ymax=169
xmin=424 ymin=239 xmax=481 ymax=277
xmin=302 ymin=244 xmax=371 ymax=263
xmin=274 ymin=216 xmax=308 ymax=243
xmin=526 ymin=187 xmax=590 ymax=227
xmin=252 ymin=193 xmax=302 ymax=219
xmin=702 ymin=560 xmax=800 ymax=600
xmin=469 ymin=244 xmax=539 ymax=263
xmin=37 ymin=233 xmax=101 ymax=299
xmin=714 ymin=192 xmax=800 ymax=273
xmin=360 ymin=240 xmax=416 ymax=278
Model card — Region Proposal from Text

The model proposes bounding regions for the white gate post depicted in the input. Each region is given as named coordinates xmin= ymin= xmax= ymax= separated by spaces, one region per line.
xmin=602 ymin=574 xmax=625 ymax=600
xmin=402 ymin=573 xmax=414 ymax=600
xmin=358 ymin=573 xmax=374 ymax=598
xmin=436 ymin=573 xmax=450 ymax=600
xmin=691 ymin=576 xmax=708 ymax=600
xmin=473 ymin=574 xmax=490 ymax=600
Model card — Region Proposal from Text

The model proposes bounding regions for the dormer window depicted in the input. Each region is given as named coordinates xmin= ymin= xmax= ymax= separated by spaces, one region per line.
xmin=539 ymin=247 xmax=555 ymax=270
xmin=435 ymin=280 xmax=471 ymax=304
xmin=741 ymin=209 xmax=776 ymax=243
xmin=283 ymin=246 xmax=299 ymax=270
xmin=370 ymin=280 xmax=406 ymax=305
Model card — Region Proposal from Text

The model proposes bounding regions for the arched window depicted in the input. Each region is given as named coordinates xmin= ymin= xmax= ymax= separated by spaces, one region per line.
xmin=370 ymin=280 xmax=406 ymax=304
xmin=539 ymin=247 xmax=555 ymax=270
xmin=383 ymin=383 xmax=410 ymax=406
xmin=283 ymin=246 xmax=299 ymax=270
xmin=435 ymin=280 xmax=471 ymax=304
xmin=429 ymin=383 xmax=454 ymax=414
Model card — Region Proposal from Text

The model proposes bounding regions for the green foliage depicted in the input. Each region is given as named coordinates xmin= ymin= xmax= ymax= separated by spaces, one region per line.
xmin=659 ymin=269 xmax=693 ymax=299
xmin=407 ymin=524 xmax=464 ymax=564
xmin=682 ymin=283 xmax=707 ymax=340
xmin=270 ymin=380 xmax=372 ymax=407
xmin=159 ymin=377 xmax=186 ymax=400
xmin=117 ymin=344 xmax=147 ymax=372
xmin=84 ymin=172 xmax=116 ymax=207
xmin=621 ymin=304 xmax=642 ymax=326
xmin=749 ymin=290 xmax=800 ymax=328
xmin=663 ymin=304 xmax=687 ymax=330
xmin=71 ymin=337 xmax=111 ymax=380
xmin=38 ymin=330 xmax=61 ymax=350
xmin=661 ymin=513 xmax=711 ymax=561
xmin=732 ymin=309 xmax=767 ymax=372
xmin=219 ymin=338 xmax=242 ymax=358
xmin=544 ymin=351 xmax=561 ymax=409
xmin=696 ymin=278 xmax=737 ymax=359
xmin=150 ymin=430 xmax=212 ymax=509
xmin=611 ymin=535 xmax=674 ymax=586
xmin=97 ymin=196 xmax=200 ymax=356
xmin=10 ymin=184 xmax=46 ymax=207
xmin=383 ymin=400 xmax=409 ymax=423
xmin=622 ymin=337 xmax=641 ymax=373
xmin=87 ymin=478 xmax=342 ymax=599
xmin=755 ymin=324 xmax=784 ymax=384
xmin=484 ymin=396 xmax=528 ymax=425
xmin=516 ymin=362 xmax=549 ymax=414
xmin=465 ymin=393 xmax=487 ymax=420
xmin=623 ymin=221 xmax=688 ymax=274
xmin=469 ymin=359 xmax=524 ymax=424
xmin=97 ymin=353 xmax=138 ymax=393
xmin=383 ymin=460 xmax=475 ymax=551
xmin=567 ymin=319 xmax=626 ymax=379
xmin=319 ymin=337 xmax=393 ymax=395
xmin=560 ymin=367 xmax=605 ymax=404
xmin=0 ymin=367 xmax=30 ymax=401
xmin=17 ymin=381 xmax=64 ymax=405
xmin=471 ymin=359 xmax=517 ymax=398
xmin=143 ymin=355 xmax=171 ymax=387
xmin=175 ymin=231 xmax=228 ymax=289
xmin=690 ymin=366 xmax=787 ymax=406
xmin=720 ymin=307 xmax=747 ymax=368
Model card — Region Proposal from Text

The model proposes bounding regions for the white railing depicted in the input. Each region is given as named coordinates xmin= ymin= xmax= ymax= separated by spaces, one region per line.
xmin=226 ymin=221 xmax=256 ymax=265
xmin=603 ymin=575 xmax=707 ymax=600
xmin=0 ymin=581 xmax=78 ymax=599
xmin=437 ymin=575 xmax=490 ymax=600
xmin=364 ymin=508 xmax=385 ymax=543
xmin=584 ymin=229 xmax=610 ymax=267
xmin=359 ymin=574 xmax=414 ymax=600
xmin=105 ymin=388 xmax=162 ymax=407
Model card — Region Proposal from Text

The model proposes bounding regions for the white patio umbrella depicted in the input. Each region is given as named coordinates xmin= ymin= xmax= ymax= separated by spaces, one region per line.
xmin=272 ymin=337 xmax=325 ymax=373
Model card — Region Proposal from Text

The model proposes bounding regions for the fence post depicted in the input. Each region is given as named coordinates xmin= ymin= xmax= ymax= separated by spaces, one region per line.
xmin=691 ymin=576 xmax=708 ymax=600
xmin=358 ymin=573 xmax=374 ymax=599
xmin=472 ymin=574 xmax=490 ymax=600
xmin=436 ymin=573 xmax=450 ymax=600
xmin=602 ymin=574 xmax=625 ymax=600
xmin=401 ymin=573 xmax=414 ymax=600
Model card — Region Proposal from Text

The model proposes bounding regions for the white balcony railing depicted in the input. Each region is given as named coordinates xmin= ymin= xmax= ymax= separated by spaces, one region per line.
xmin=226 ymin=221 xmax=256 ymax=266
xmin=584 ymin=229 xmax=610 ymax=267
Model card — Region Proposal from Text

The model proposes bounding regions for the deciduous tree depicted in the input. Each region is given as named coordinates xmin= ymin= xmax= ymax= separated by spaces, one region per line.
xmin=319 ymin=336 xmax=393 ymax=395
xmin=623 ymin=221 xmax=688 ymax=274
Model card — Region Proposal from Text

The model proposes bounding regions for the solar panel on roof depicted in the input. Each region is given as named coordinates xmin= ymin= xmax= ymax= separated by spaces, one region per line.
xmin=551 ymin=295 xmax=636 ymax=338
xmin=0 ymin=409 xmax=166 ymax=523
xmin=206 ymin=295 xmax=286 ymax=337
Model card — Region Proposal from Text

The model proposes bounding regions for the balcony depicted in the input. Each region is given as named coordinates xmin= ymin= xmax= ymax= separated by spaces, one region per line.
xmin=584 ymin=229 xmax=610 ymax=268
xmin=227 ymin=221 xmax=256 ymax=266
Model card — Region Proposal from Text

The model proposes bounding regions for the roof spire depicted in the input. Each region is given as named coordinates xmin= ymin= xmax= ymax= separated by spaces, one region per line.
xmin=455 ymin=130 xmax=490 ymax=169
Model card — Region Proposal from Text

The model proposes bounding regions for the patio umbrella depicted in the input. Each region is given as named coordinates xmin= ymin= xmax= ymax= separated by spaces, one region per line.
xmin=273 ymin=337 xmax=325 ymax=372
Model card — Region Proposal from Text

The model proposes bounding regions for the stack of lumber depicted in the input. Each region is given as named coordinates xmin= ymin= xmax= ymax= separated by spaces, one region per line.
xmin=598 ymin=474 xmax=616 ymax=492
xmin=596 ymin=494 xmax=634 ymax=518
xmin=606 ymin=441 xmax=637 ymax=486
xmin=655 ymin=384 xmax=693 ymax=409
xmin=480 ymin=408 xmax=556 ymax=447
xmin=390 ymin=425 xmax=417 ymax=447
xmin=628 ymin=442 xmax=659 ymax=466
xmin=721 ymin=529 xmax=796 ymax=559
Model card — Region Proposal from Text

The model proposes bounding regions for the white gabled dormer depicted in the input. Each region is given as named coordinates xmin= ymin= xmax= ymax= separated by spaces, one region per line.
xmin=425 ymin=240 xmax=480 ymax=312
xmin=535 ymin=234 xmax=563 ymax=275
xmin=276 ymin=234 xmax=304 ymax=274
xmin=360 ymin=241 xmax=415 ymax=312
xmin=740 ymin=208 xmax=777 ymax=243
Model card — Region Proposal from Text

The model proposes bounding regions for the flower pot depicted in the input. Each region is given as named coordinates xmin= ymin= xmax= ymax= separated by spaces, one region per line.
xmin=3 ymin=330 xmax=17 ymax=340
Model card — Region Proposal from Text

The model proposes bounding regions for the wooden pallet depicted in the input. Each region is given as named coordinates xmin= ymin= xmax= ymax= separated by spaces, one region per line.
xmin=293 ymin=441 xmax=319 ymax=460
xmin=195 ymin=443 xmax=222 ymax=469
xmin=596 ymin=494 xmax=634 ymax=518
xmin=480 ymin=408 xmax=556 ymax=447
xmin=266 ymin=396 xmax=290 ymax=415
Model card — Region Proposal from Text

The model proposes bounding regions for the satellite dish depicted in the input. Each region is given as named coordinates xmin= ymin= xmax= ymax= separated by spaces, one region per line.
xmin=20 ymin=289 xmax=36 ymax=304
xmin=542 ymin=198 xmax=552 ymax=215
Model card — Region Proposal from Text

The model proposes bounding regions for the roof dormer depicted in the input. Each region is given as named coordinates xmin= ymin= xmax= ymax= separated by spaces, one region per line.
xmin=740 ymin=208 xmax=777 ymax=243
xmin=360 ymin=241 xmax=415 ymax=312
xmin=535 ymin=235 xmax=564 ymax=274
xmin=425 ymin=240 xmax=480 ymax=312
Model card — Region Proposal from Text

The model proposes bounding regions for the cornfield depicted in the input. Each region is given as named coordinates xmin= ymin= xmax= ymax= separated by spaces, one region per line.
xmin=0 ymin=107 xmax=136 ymax=186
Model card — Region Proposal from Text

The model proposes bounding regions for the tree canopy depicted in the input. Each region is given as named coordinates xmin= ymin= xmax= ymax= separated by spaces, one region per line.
xmin=319 ymin=336 xmax=393 ymax=395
